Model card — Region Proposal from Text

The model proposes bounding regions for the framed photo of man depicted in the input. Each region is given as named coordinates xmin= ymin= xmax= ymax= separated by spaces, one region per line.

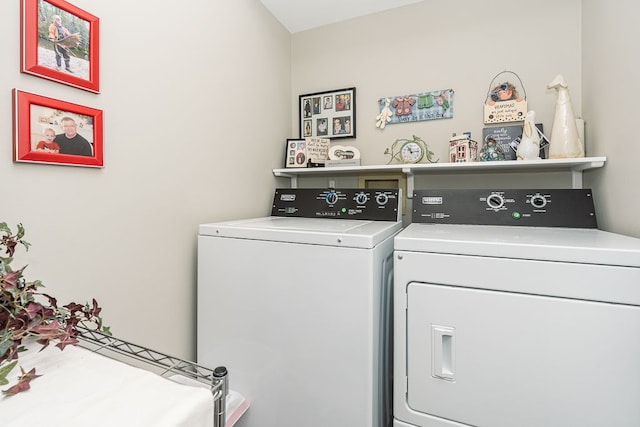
xmin=13 ymin=89 xmax=104 ymax=168
xmin=299 ymin=87 xmax=355 ymax=140
xmin=21 ymin=0 xmax=100 ymax=93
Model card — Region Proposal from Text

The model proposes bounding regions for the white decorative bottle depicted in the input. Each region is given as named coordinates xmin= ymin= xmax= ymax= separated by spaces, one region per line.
xmin=548 ymin=74 xmax=584 ymax=158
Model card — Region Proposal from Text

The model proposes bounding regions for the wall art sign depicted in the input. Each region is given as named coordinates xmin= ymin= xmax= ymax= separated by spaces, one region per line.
xmin=283 ymin=137 xmax=330 ymax=168
xmin=299 ymin=87 xmax=355 ymax=140
xmin=483 ymin=71 xmax=527 ymax=124
xmin=482 ymin=124 xmax=547 ymax=160
xmin=377 ymin=89 xmax=454 ymax=126
xmin=13 ymin=89 xmax=104 ymax=168
xmin=21 ymin=0 xmax=100 ymax=93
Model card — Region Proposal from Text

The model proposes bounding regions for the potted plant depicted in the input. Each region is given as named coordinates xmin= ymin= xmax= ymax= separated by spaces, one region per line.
xmin=0 ymin=222 xmax=109 ymax=395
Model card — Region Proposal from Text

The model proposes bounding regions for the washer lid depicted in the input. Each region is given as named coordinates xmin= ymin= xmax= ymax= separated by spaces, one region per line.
xmin=199 ymin=216 xmax=402 ymax=249
xmin=394 ymin=223 xmax=640 ymax=267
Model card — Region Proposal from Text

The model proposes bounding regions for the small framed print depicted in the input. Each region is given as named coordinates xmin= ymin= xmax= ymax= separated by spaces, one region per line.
xmin=13 ymin=89 xmax=104 ymax=168
xmin=299 ymin=87 xmax=355 ymax=140
xmin=284 ymin=138 xmax=307 ymax=168
xmin=21 ymin=0 xmax=100 ymax=93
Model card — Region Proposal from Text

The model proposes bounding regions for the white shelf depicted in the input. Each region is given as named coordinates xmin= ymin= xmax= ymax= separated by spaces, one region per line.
xmin=273 ymin=156 xmax=606 ymax=194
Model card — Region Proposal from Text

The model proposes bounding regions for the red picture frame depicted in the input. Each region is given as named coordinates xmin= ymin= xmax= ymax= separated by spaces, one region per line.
xmin=13 ymin=89 xmax=104 ymax=168
xmin=21 ymin=0 xmax=100 ymax=93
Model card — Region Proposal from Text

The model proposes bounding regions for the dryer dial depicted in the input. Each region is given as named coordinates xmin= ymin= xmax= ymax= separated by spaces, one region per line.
xmin=376 ymin=193 xmax=389 ymax=206
xmin=355 ymin=192 xmax=368 ymax=205
xmin=530 ymin=194 xmax=548 ymax=209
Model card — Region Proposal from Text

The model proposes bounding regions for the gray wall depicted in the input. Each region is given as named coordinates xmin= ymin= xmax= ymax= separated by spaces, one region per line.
xmin=1 ymin=0 xmax=291 ymax=359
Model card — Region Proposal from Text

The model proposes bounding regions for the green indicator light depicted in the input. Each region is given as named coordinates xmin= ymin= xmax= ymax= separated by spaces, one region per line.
xmin=342 ymin=208 xmax=347 ymax=213
xmin=512 ymin=212 xmax=521 ymax=219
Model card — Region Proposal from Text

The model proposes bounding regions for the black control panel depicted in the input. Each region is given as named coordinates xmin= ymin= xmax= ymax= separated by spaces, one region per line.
xmin=412 ymin=189 xmax=597 ymax=228
xmin=271 ymin=188 xmax=400 ymax=221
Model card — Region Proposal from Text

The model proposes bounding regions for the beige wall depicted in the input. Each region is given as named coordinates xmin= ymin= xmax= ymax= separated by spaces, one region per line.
xmin=582 ymin=1 xmax=640 ymax=237
xmin=2 ymin=0 xmax=637 ymax=362
xmin=292 ymin=0 xmax=639 ymax=237
xmin=1 ymin=0 xmax=291 ymax=359
xmin=292 ymin=0 xmax=583 ymax=165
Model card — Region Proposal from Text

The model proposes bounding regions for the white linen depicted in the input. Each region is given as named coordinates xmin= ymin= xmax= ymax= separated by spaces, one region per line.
xmin=1 ymin=343 xmax=214 ymax=426
xmin=169 ymin=375 xmax=250 ymax=426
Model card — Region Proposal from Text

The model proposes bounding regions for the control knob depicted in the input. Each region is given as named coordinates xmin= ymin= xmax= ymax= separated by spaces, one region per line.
xmin=376 ymin=193 xmax=389 ymax=206
xmin=325 ymin=191 xmax=338 ymax=205
xmin=355 ymin=192 xmax=368 ymax=205
xmin=486 ymin=193 xmax=505 ymax=209
xmin=530 ymin=194 xmax=548 ymax=209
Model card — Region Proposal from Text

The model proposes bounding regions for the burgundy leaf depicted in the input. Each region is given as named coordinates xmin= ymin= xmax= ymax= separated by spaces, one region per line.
xmin=2 ymin=366 xmax=41 ymax=396
xmin=63 ymin=302 xmax=84 ymax=313
xmin=31 ymin=319 xmax=62 ymax=336
xmin=41 ymin=293 xmax=58 ymax=309
xmin=0 ymin=269 xmax=22 ymax=289
xmin=55 ymin=335 xmax=79 ymax=351
xmin=2 ymin=237 xmax=17 ymax=257
xmin=25 ymin=301 xmax=44 ymax=319
xmin=90 ymin=299 xmax=102 ymax=317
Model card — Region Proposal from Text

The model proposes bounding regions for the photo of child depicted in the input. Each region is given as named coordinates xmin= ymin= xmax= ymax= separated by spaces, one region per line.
xmin=35 ymin=127 xmax=60 ymax=153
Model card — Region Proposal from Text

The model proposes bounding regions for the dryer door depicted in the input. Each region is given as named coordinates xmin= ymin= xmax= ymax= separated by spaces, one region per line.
xmin=406 ymin=282 xmax=640 ymax=427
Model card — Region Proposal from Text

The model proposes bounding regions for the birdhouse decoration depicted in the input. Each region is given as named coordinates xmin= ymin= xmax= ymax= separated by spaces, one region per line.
xmin=449 ymin=133 xmax=478 ymax=163
xmin=484 ymin=71 xmax=528 ymax=124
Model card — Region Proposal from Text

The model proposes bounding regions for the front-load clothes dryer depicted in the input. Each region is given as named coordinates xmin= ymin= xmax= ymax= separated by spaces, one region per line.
xmin=198 ymin=188 xmax=402 ymax=427
xmin=394 ymin=189 xmax=640 ymax=427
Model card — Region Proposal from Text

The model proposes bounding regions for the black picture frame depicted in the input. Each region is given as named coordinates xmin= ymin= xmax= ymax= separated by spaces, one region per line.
xmin=299 ymin=87 xmax=355 ymax=140
xmin=284 ymin=138 xmax=306 ymax=168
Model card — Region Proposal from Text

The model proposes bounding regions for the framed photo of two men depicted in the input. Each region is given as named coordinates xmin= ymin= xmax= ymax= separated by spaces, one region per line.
xmin=21 ymin=0 xmax=100 ymax=93
xmin=299 ymin=87 xmax=356 ymax=140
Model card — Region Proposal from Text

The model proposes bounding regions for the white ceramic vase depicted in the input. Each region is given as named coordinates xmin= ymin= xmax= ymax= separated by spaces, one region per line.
xmin=548 ymin=74 xmax=584 ymax=158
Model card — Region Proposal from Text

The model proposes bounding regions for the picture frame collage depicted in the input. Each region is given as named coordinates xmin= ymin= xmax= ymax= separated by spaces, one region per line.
xmin=299 ymin=87 xmax=356 ymax=140
xmin=14 ymin=0 xmax=103 ymax=168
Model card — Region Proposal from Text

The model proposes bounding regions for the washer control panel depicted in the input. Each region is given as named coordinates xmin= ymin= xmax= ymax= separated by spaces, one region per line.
xmin=271 ymin=188 xmax=400 ymax=221
xmin=413 ymin=189 xmax=597 ymax=228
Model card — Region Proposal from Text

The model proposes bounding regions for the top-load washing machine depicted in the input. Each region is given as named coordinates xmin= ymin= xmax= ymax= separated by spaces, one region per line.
xmin=197 ymin=188 xmax=402 ymax=427
xmin=394 ymin=189 xmax=640 ymax=427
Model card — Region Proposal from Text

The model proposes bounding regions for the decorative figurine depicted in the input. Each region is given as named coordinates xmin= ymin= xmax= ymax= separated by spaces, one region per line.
xmin=516 ymin=111 xmax=542 ymax=160
xmin=376 ymin=97 xmax=393 ymax=129
xmin=479 ymin=136 xmax=506 ymax=161
xmin=548 ymin=74 xmax=584 ymax=158
xmin=384 ymin=135 xmax=438 ymax=164
xmin=449 ymin=133 xmax=478 ymax=163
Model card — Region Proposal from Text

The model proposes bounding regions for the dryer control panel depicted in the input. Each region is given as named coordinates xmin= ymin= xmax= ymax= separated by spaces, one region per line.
xmin=412 ymin=189 xmax=597 ymax=228
xmin=271 ymin=188 xmax=401 ymax=221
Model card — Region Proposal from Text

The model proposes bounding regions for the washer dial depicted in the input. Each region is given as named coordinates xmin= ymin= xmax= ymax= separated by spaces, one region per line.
xmin=486 ymin=194 xmax=505 ymax=209
xmin=325 ymin=191 xmax=338 ymax=205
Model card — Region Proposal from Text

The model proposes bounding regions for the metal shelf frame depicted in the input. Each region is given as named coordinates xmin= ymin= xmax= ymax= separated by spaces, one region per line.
xmin=78 ymin=327 xmax=228 ymax=427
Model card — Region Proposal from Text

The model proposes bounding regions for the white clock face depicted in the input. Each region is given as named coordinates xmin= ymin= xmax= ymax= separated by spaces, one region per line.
xmin=400 ymin=142 xmax=423 ymax=163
